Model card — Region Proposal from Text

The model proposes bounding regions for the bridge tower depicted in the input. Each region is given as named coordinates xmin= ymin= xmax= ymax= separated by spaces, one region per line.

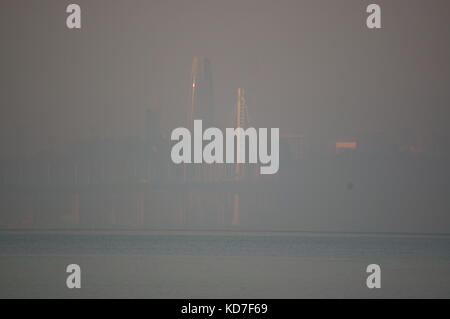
xmin=232 ymin=88 xmax=251 ymax=226
xmin=234 ymin=88 xmax=250 ymax=179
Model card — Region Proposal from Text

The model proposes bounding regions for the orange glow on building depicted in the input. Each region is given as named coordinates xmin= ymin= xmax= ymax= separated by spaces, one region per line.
xmin=336 ymin=141 xmax=357 ymax=150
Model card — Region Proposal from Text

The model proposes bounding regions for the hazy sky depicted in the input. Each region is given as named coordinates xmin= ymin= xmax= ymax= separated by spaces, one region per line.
xmin=0 ymin=0 xmax=449 ymax=156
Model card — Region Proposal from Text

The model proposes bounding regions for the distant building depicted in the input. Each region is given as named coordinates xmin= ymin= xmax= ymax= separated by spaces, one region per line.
xmin=144 ymin=107 xmax=165 ymax=183
xmin=280 ymin=133 xmax=305 ymax=160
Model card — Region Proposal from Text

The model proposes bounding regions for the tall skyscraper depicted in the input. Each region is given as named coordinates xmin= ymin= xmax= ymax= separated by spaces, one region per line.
xmin=189 ymin=57 xmax=214 ymax=127
xmin=185 ymin=57 xmax=216 ymax=183
xmin=183 ymin=57 xmax=217 ymax=228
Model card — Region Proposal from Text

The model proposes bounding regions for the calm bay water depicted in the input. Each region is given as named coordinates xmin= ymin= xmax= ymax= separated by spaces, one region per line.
xmin=1 ymin=231 xmax=450 ymax=298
